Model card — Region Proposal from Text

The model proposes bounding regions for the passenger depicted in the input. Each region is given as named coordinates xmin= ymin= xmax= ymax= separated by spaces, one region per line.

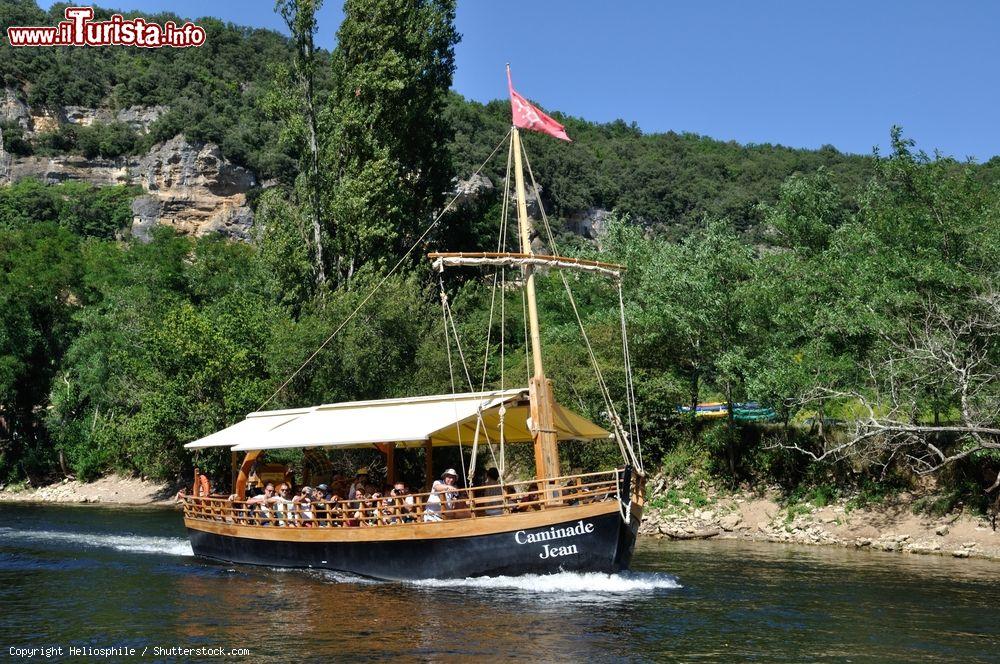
xmin=516 ymin=483 xmax=541 ymax=512
xmin=481 ymin=467 xmax=504 ymax=516
xmin=348 ymin=468 xmax=369 ymax=500
xmin=313 ymin=484 xmax=330 ymax=526
xmin=268 ymin=483 xmax=295 ymax=526
xmin=353 ymin=495 xmax=373 ymax=527
xmin=328 ymin=494 xmax=343 ymax=526
xmin=246 ymin=482 xmax=275 ymax=525
xmin=423 ymin=469 xmax=459 ymax=522
xmin=294 ymin=486 xmax=314 ymax=527
xmin=370 ymin=492 xmax=389 ymax=525
xmin=391 ymin=482 xmax=416 ymax=522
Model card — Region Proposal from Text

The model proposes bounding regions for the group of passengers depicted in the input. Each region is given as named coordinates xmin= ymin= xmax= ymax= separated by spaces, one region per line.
xmin=229 ymin=465 xmax=595 ymax=528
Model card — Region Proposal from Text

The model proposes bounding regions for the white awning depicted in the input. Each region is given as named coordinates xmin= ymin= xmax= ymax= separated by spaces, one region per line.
xmin=184 ymin=407 xmax=313 ymax=449
xmin=186 ymin=388 xmax=610 ymax=452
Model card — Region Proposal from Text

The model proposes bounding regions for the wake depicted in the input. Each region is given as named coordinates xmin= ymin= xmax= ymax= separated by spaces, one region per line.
xmin=0 ymin=527 xmax=193 ymax=556
xmin=409 ymin=571 xmax=681 ymax=593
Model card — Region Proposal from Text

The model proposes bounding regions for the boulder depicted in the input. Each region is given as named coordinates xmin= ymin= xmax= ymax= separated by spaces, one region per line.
xmin=719 ymin=513 xmax=743 ymax=531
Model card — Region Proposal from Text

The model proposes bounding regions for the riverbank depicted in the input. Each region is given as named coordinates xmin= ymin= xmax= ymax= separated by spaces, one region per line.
xmin=0 ymin=474 xmax=178 ymax=505
xmin=3 ymin=473 xmax=998 ymax=562
xmin=638 ymin=477 xmax=1000 ymax=562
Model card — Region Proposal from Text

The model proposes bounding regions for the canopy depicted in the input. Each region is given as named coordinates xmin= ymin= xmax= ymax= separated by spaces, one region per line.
xmin=184 ymin=407 xmax=312 ymax=449
xmin=185 ymin=389 xmax=610 ymax=452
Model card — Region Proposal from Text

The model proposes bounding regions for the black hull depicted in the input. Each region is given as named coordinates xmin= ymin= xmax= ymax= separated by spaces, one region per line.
xmin=187 ymin=509 xmax=640 ymax=581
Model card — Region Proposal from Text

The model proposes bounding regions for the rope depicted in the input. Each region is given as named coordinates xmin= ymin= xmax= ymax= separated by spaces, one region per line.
xmin=439 ymin=273 xmax=467 ymax=482
xmin=256 ymin=128 xmax=513 ymax=411
xmin=618 ymin=281 xmax=643 ymax=468
xmin=520 ymin=141 xmax=643 ymax=472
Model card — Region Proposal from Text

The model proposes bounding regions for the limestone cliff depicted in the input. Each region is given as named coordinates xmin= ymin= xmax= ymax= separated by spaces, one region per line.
xmin=0 ymin=88 xmax=255 ymax=240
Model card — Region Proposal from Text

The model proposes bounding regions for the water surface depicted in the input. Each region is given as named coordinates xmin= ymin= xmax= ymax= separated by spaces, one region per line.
xmin=1 ymin=504 xmax=997 ymax=661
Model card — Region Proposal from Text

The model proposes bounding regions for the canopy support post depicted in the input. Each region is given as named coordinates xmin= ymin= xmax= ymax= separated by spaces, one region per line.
xmin=230 ymin=451 xmax=239 ymax=494
xmin=387 ymin=442 xmax=397 ymax=485
xmin=424 ymin=438 xmax=434 ymax=490
xmin=235 ymin=450 xmax=262 ymax=501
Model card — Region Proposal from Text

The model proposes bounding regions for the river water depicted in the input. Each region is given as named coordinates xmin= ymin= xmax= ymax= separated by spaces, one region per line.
xmin=1 ymin=504 xmax=998 ymax=662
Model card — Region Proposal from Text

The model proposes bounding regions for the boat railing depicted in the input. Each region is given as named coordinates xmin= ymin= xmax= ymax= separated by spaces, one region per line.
xmin=181 ymin=468 xmax=637 ymax=528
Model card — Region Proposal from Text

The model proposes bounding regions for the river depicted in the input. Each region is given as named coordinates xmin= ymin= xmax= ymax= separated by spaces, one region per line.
xmin=1 ymin=503 xmax=998 ymax=662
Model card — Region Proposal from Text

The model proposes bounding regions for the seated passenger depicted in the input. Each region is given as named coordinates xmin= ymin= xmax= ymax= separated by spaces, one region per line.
xmin=246 ymin=483 xmax=275 ymax=525
xmin=268 ymin=483 xmax=295 ymax=526
xmin=294 ymin=486 xmax=314 ymax=527
xmin=480 ymin=467 xmax=504 ymax=516
xmin=312 ymin=484 xmax=330 ymax=526
xmin=516 ymin=483 xmax=541 ymax=512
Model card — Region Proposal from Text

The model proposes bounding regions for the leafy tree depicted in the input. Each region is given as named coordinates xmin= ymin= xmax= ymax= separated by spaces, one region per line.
xmin=325 ymin=0 xmax=459 ymax=278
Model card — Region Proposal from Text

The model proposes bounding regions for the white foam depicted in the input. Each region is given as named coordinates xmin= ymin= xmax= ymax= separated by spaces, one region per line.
xmin=2 ymin=528 xmax=193 ymax=556
xmin=409 ymin=571 xmax=681 ymax=593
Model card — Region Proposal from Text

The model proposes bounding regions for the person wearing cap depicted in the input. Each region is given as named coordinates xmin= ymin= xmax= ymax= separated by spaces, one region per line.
xmin=313 ymin=484 xmax=330 ymax=526
xmin=423 ymin=469 xmax=460 ymax=522
xmin=348 ymin=468 xmax=369 ymax=500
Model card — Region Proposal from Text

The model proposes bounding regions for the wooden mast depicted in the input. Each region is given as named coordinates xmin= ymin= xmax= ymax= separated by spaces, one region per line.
xmin=512 ymin=126 xmax=559 ymax=500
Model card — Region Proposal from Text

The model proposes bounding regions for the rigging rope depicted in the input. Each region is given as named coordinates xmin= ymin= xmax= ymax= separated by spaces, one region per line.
xmin=520 ymin=141 xmax=643 ymax=473
xmin=256 ymin=128 xmax=514 ymax=412
xmin=439 ymin=275 xmax=467 ymax=483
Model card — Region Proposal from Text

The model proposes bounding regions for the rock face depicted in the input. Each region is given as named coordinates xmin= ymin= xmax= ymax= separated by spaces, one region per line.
xmin=1 ymin=88 xmax=252 ymax=240
xmin=568 ymin=207 xmax=614 ymax=241
xmin=1 ymin=88 xmax=31 ymax=130
xmin=450 ymin=173 xmax=493 ymax=208
xmin=132 ymin=136 xmax=256 ymax=240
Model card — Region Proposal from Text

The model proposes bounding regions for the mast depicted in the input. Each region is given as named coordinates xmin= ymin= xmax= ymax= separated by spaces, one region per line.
xmin=512 ymin=127 xmax=560 ymax=495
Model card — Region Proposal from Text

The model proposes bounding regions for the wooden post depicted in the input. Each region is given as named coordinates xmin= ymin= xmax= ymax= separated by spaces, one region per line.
xmin=387 ymin=442 xmax=397 ymax=486
xmin=230 ymin=452 xmax=239 ymax=494
xmin=235 ymin=450 xmax=262 ymax=501
xmin=424 ymin=439 xmax=434 ymax=490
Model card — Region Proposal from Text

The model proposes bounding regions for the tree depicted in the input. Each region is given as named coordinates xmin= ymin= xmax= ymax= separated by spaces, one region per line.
xmin=325 ymin=0 xmax=458 ymax=280
xmin=275 ymin=0 xmax=327 ymax=287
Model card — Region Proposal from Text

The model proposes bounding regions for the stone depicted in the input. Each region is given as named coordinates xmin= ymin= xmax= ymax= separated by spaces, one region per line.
xmin=935 ymin=525 xmax=949 ymax=536
xmin=952 ymin=550 xmax=970 ymax=558
xmin=719 ymin=513 xmax=743 ymax=532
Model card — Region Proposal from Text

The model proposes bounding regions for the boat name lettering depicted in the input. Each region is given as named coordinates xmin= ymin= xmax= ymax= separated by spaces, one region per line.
xmin=514 ymin=520 xmax=594 ymax=545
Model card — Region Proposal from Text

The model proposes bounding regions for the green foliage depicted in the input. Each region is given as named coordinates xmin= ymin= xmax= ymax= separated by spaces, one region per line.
xmin=323 ymin=0 xmax=458 ymax=273
xmin=0 ymin=178 xmax=136 ymax=239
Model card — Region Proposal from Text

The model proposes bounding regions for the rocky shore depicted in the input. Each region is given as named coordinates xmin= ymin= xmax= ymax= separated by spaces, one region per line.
xmin=638 ymin=479 xmax=1000 ymax=562
xmin=0 ymin=474 xmax=178 ymax=506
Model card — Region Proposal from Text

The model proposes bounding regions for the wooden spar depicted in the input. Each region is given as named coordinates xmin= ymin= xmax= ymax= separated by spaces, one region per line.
xmin=512 ymin=127 xmax=560 ymax=498
xmin=234 ymin=450 xmax=262 ymax=501
xmin=428 ymin=252 xmax=624 ymax=279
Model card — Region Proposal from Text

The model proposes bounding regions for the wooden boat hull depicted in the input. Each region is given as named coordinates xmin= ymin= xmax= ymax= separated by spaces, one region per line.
xmin=185 ymin=501 xmax=641 ymax=580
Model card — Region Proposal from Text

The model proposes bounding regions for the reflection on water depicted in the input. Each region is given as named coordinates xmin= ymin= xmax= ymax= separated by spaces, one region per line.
xmin=1 ymin=504 xmax=999 ymax=662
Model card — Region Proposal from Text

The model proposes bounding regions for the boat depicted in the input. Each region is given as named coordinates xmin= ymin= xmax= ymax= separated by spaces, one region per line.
xmin=179 ymin=68 xmax=646 ymax=580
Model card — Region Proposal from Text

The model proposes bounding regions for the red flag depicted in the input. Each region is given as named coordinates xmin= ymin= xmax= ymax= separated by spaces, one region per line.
xmin=507 ymin=66 xmax=571 ymax=142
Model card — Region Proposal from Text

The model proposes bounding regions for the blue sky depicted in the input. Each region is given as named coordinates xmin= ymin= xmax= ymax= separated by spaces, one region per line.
xmin=42 ymin=1 xmax=1000 ymax=160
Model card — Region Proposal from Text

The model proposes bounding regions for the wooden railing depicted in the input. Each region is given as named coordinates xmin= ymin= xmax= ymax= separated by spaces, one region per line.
xmin=181 ymin=469 xmax=632 ymax=529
